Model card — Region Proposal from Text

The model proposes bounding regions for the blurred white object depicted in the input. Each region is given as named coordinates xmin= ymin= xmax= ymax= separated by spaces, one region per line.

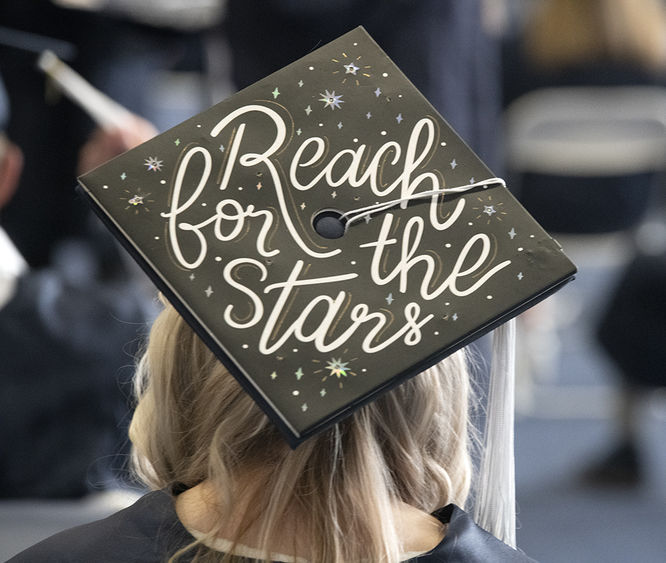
xmin=37 ymin=50 xmax=133 ymax=130
xmin=504 ymin=86 xmax=666 ymax=176
xmin=52 ymin=0 xmax=226 ymax=30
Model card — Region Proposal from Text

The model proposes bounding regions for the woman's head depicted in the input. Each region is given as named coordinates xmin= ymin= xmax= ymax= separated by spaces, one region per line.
xmin=130 ymin=300 xmax=474 ymax=561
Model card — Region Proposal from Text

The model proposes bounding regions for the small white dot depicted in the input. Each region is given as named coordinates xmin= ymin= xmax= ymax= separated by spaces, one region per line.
xmin=353 ymin=138 xmax=359 ymax=143
xmin=468 ymin=222 xmax=474 ymax=226
xmin=445 ymin=243 xmax=452 ymax=248
xmin=201 ymin=202 xmax=207 ymax=206
xmin=102 ymin=185 xmax=109 ymax=189
xmin=440 ymin=142 xmax=447 ymax=147
xmin=292 ymin=390 xmax=300 ymax=396
xmin=238 ymin=186 xmax=243 ymax=191
xmin=351 ymin=260 xmax=357 ymax=265
xmin=242 ymin=344 xmax=249 ymax=349
xmin=308 ymin=66 xmax=314 ymax=70
xmin=293 ymin=348 xmax=298 ymax=353
xmin=487 ymin=295 xmax=493 ymax=300
xmin=382 ymin=72 xmax=388 ymax=77
xmin=196 ymin=124 xmax=202 ymax=128
xmin=518 ymin=247 xmax=524 ymax=251
xmin=353 ymin=42 xmax=358 ymax=46
xmin=398 ymin=94 xmax=403 ymax=98
xmin=530 ymin=234 xmax=535 ymax=238
xmin=362 ymin=368 xmax=367 ymax=373
xmin=318 ymin=123 xmax=324 ymax=127
xmin=380 ymin=130 xmax=387 ymax=136
xmin=160 ymin=180 xmax=166 ymax=184
xmin=215 ymin=256 xmax=222 ymax=262
xmin=154 ymin=236 xmax=160 ymax=240
xmin=445 ymin=302 xmax=450 ymax=306
xmin=434 ymin=331 xmax=440 ymax=336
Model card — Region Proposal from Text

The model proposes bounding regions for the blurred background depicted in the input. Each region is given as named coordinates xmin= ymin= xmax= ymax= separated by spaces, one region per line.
xmin=1 ymin=0 xmax=665 ymax=561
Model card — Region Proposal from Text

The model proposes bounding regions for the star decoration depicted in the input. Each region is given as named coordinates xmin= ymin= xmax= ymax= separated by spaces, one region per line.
xmin=320 ymin=389 xmax=327 ymax=397
xmin=174 ymin=138 xmax=181 ymax=146
xmin=128 ymin=194 xmax=145 ymax=206
xmin=325 ymin=358 xmax=350 ymax=378
xmin=344 ymin=62 xmax=360 ymax=75
xmin=508 ymin=228 xmax=517 ymax=239
xmin=483 ymin=205 xmax=497 ymax=216
xmin=219 ymin=144 xmax=225 ymax=152
xmin=452 ymin=313 xmax=458 ymax=321
xmin=204 ymin=286 xmax=214 ymax=298
xmin=517 ymin=272 xmax=524 ymax=280
xmin=301 ymin=403 xmax=308 ymax=412
xmin=189 ymin=273 xmax=195 ymax=281
xmin=270 ymin=371 xmax=278 ymax=380
xmin=305 ymin=105 xmax=313 ymax=116
xmin=144 ymin=156 xmax=163 ymax=172
xmin=331 ymin=191 xmax=337 ymax=198
xmin=120 ymin=172 xmax=127 ymax=180
xmin=298 ymin=80 xmax=304 ymax=87
xmin=469 ymin=177 xmax=476 ymax=184
xmin=272 ymin=87 xmax=280 ymax=99
xmin=450 ymin=159 xmax=457 ymax=169
xmin=366 ymin=112 xmax=372 ymax=119
xmin=296 ymin=128 xmax=302 ymax=136
xmin=295 ymin=367 xmax=304 ymax=380
xmin=300 ymin=202 xmax=306 ymax=210
xmin=319 ymin=90 xmax=344 ymax=110
xmin=396 ymin=113 xmax=403 ymax=124
xmin=337 ymin=121 xmax=343 ymax=129
xmin=385 ymin=293 xmax=394 ymax=305
xmin=374 ymin=87 xmax=382 ymax=97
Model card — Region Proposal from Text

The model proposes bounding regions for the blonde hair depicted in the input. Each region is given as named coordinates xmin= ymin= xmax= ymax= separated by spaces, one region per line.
xmin=130 ymin=302 xmax=474 ymax=562
xmin=525 ymin=0 xmax=666 ymax=72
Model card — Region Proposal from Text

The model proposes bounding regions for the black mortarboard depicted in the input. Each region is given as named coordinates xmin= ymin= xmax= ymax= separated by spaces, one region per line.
xmin=78 ymin=26 xmax=575 ymax=446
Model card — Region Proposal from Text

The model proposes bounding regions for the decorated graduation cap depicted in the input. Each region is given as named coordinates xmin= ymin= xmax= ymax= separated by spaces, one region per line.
xmin=77 ymin=27 xmax=576 ymax=546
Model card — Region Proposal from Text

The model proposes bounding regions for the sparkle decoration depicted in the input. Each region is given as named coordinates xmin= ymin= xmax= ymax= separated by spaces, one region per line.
xmin=298 ymin=80 xmax=304 ymax=87
xmin=305 ymin=105 xmax=313 ymax=116
xmin=295 ymin=367 xmax=304 ymax=380
xmin=396 ymin=113 xmax=403 ymax=124
xmin=189 ymin=273 xmax=195 ymax=281
xmin=374 ymin=87 xmax=382 ymax=97
xmin=450 ymin=159 xmax=457 ymax=169
xmin=120 ymin=189 xmax=153 ymax=214
xmin=319 ymin=89 xmax=344 ymax=110
xmin=517 ymin=272 xmax=524 ymax=280
xmin=270 ymin=371 xmax=278 ymax=380
xmin=143 ymin=156 xmax=163 ymax=172
xmin=174 ymin=138 xmax=181 ymax=146
xmin=508 ymin=228 xmax=517 ymax=239
xmin=326 ymin=358 xmax=350 ymax=378
xmin=272 ymin=87 xmax=280 ymax=99
xmin=331 ymin=51 xmax=371 ymax=86
xmin=204 ymin=286 xmax=214 ymax=298
xmin=473 ymin=195 xmax=508 ymax=224
xmin=344 ymin=62 xmax=359 ymax=75
xmin=385 ymin=293 xmax=394 ymax=305
xmin=120 ymin=172 xmax=127 ymax=180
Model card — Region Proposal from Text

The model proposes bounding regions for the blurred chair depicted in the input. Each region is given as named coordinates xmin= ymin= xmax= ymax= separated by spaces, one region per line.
xmin=503 ymin=86 xmax=666 ymax=411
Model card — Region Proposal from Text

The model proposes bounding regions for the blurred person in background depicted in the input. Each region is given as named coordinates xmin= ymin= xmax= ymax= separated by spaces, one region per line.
xmin=502 ymin=0 xmax=666 ymax=485
xmin=0 ymin=0 xmax=222 ymax=497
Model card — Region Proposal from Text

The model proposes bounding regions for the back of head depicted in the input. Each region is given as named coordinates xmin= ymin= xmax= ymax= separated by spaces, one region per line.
xmin=130 ymin=302 xmax=474 ymax=562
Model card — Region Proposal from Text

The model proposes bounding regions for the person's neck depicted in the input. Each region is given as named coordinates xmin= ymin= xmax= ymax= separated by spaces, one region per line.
xmin=174 ymin=477 xmax=446 ymax=560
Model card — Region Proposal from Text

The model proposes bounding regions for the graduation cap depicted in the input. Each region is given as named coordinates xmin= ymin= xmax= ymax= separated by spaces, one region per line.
xmin=77 ymin=27 xmax=576 ymax=546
